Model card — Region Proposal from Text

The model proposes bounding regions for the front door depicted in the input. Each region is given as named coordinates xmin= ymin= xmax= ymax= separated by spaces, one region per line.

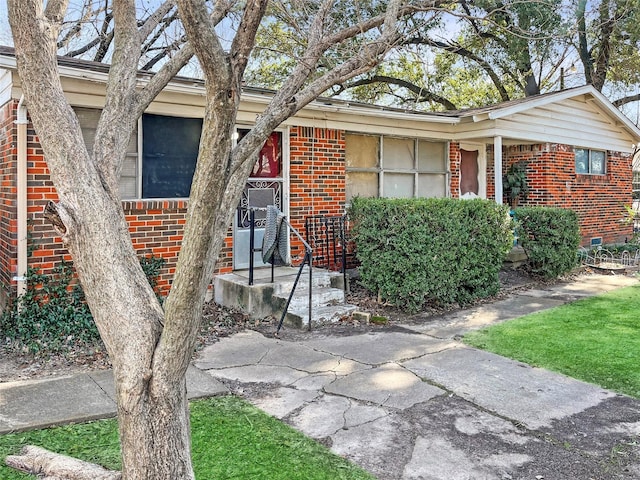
xmin=233 ymin=131 xmax=286 ymax=269
xmin=459 ymin=144 xmax=486 ymax=199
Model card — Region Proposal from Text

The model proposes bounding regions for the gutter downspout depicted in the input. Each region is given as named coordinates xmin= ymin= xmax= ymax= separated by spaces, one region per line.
xmin=15 ymin=95 xmax=28 ymax=299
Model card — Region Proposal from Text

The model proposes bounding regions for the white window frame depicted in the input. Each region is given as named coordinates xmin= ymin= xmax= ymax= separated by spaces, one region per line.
xmin=345 ymin=133 xmax=449 ymax=200
xmin=575 ymin=147 xmax=606 ymax=175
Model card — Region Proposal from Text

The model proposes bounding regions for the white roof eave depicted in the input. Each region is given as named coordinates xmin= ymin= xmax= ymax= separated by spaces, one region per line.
xmin=0 ymin=53 xmax=460 ymax=125
xmin=484 ymin=85 xmax=640 ymax=141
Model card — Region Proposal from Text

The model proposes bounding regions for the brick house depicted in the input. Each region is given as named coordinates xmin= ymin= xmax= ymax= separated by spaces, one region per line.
xmin=1 ymin=47 xmax=639 ymax=304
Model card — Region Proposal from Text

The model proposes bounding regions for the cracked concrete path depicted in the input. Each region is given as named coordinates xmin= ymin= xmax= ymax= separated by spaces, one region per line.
xmin=1 ymin=273 xmax=638 ymax=479
xmin=196 ymin=274 xmax=640 ymax=479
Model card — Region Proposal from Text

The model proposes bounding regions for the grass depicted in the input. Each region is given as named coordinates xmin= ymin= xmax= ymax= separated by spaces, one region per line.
xmin=464 ymin=284 xmax=640 ymax=398
xmin=0 ymin=396 xmax=375 ymax=480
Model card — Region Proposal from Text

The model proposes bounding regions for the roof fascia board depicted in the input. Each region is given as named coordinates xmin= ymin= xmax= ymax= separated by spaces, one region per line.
xmin=484 ymin=86 xmax=594 ymax=119
xmin=455 ymin=125 xmax=636 ymax=153
xmin=484 ymin=85 xmax=640 ymax=141
xmin=0 ymin=52 xmax=460 ymax=125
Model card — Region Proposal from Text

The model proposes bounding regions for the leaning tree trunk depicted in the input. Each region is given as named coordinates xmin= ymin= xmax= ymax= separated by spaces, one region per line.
xmin=48 ymin=178 xmax=198 ymax=479
xmin=7 ymin=1 xmax=206 ymax=477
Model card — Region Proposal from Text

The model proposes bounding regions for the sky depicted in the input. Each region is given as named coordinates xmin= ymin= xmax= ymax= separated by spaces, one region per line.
xmin=0 ymin=0 xmax=640 ymax=123
xmin=0 ymin=3 xmax=10 ymax=46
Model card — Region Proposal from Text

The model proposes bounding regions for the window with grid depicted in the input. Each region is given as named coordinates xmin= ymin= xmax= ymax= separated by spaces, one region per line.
xmin=345 ymin=133 xmax=447 ymax=201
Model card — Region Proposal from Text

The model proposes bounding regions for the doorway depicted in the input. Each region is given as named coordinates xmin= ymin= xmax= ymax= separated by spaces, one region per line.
xmin=233 ymin=130 xmax=288 ymax=270
xmin=459 ymin=143 xmax=486 ymax=199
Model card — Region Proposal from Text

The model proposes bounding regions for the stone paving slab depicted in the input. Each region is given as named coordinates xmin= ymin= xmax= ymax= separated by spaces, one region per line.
xmin=251 ymin=386 xmax=320 ymax=419
xmin=402 ymin=435 xmax=532 ymax=480
xmin=301 ymin=331 xmax=457 ymax=365
xmin=287 ymin=393 xmax=388 ymax=439
xmin=324 ymin=362 xmax=445 ymax=409
xmin=206 ymin=364 xmax=310 ymax=385
xmin=194 ymin=330 xmax=275 ymax=370
xmin=402 ymin=347 xmax=616 ymax=429
xmin=259 ymin=342 xmax=369 ymax=375
xmin=405 ymin=295 xmax=566 ymax=338
xmin=0 ymin=374 xmax=117 ymax=433
xmin=0 ymin=366 xmax=228 ymax=434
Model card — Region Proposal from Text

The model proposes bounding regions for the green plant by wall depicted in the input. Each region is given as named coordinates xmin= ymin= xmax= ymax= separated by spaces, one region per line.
xmin=514 ymin=206 xmax=581 ymax=278
xmin=1 ymin=261 xmax=98 ymax=354
xmin=349 ymin=197 xmax=513 ymax=313
xmin=504 ymin=161 xmax=530 ymax=208
xmin=139 ymin=255 xmax=167 ymax=302
xmin=1 ymin=255 xmax=167 ymax=355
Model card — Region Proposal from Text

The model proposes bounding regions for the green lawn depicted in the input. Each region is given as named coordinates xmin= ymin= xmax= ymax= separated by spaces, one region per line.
xmin=0 ymin=396 xmax=374 ymax=480
xmin=464 ymin=284 xmax=640 ymax=398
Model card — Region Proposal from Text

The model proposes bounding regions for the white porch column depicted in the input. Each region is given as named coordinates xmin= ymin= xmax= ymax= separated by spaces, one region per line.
xmin=493 ymin=135 xmax=503 ymax=205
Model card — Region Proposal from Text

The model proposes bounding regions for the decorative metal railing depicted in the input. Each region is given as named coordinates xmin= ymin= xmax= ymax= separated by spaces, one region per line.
xmin=578 ymin=246 xmax=640 ymax=270
xmin=304 ymin=214 xmax=352 ymax=292
xmin=248 ymin=208 xmax=313 ymax=334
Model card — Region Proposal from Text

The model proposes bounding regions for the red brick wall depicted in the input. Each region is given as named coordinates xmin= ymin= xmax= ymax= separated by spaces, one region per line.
xmin=288 ymin=126 xmax=347 ymax=266
xmin=500 ymin=143 xmax=633 ymax=245
xmin=449 ymin=142 xmax=460 ymax=198
xmin=27 ymin=125 xmax=67 ymax=277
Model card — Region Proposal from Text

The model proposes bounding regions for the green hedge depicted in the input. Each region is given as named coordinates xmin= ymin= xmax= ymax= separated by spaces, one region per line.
xmin=349 ymin=197 xmax=513 ymax=313
xmin=514 ymin=206 xmax=581 ymax=278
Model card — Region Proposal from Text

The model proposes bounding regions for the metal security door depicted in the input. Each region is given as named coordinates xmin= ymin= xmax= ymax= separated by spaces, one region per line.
xmin=233 ymin=131 xmax=285 ymax=269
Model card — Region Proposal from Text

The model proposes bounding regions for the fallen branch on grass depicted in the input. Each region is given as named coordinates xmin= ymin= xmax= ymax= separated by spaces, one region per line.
xmin=6 ymin=445 xmax=121 ymax=480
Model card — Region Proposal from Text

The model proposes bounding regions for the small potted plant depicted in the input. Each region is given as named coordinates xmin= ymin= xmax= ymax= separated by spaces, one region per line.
xmin=504 ymin=161 xmax=529 ymax=209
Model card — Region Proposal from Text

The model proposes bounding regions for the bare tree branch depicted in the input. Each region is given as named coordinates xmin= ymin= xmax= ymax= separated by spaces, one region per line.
xmin=139 ymin=0 xmax=177 ymax=40
xmin=230 ymin=0 xmax=270 ymax=86
xmin=65 ymin=37 xmax=102 ymax=57
xmin=613 ymin=93 xmax=640 ymax=108
xmin=94 ymin=10 xmax=115 ymax=62
xmin=340 ymin=74 xmax=458 ymax=109
xmin=407 ymin=35 xmax=511 ymax=101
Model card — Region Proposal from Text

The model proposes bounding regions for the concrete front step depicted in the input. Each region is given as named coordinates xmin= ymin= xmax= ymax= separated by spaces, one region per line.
xmin=274 ymin=286 xmax=345 ymax=310
xmin=213 ymin=266 xmax=354 ymax=329
xmin=283 ymin=303 xmax=359 ymax=329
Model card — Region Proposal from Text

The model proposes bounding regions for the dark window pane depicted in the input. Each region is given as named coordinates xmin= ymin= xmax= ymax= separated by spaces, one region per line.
xmin=575 ymin=148 xmax=588 ymax=174
xmin=142 ymin=114 xmax=202 ymax=198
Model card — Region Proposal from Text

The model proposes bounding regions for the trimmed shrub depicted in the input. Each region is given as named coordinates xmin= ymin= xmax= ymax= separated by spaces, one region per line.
xmin=514 ymin=206 xmax=581 ymax=278
xmin=349 ymin=197 xmax=513 ymax=313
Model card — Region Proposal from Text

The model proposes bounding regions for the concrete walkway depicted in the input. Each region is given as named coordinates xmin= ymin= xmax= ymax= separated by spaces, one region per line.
xmin=2 ymin=273 xmax=640 ymax=479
